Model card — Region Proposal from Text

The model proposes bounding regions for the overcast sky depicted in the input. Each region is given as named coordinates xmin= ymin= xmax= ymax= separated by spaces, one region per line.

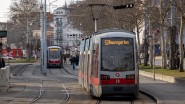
xmin=0 ymin=0 xmax=75 ymax=22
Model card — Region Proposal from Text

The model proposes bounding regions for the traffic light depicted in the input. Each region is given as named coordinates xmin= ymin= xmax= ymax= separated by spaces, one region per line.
xmin=113 ymin=3 xmax=134 ymax=9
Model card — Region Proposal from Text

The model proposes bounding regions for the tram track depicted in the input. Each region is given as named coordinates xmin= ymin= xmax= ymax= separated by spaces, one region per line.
xmin=7 ymin=64 xmax=156 ymax=104
xmin=28 ymin=79 xmax=70 ymax=104
xmin=11 ymin=64 xmax=31 ymax=76
xmin=61 ymin=67 xmax=77 ymax=76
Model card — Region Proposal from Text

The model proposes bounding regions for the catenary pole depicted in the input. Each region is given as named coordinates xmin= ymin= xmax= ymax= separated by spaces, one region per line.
xmin=40 ymin=0 xmax=47 ymax=75
xmin=43 ymin=0 xmax=47 ymax=75
xmin=40 ymin=0 xmax=43 ymax=73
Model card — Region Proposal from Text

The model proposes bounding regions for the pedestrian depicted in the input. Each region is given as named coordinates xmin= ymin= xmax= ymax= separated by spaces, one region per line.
xmin=0 ymin=57 xmax=5 ymax=68
xmin=75 ymin=54 xmax=79 ymax=66
xmin=69 ymin=55 xmax=73 ymax=65
xmin=71 ymin=56 xmax=76 ymax=70
xmin=63 ymin=55 xmax=67 ymax=64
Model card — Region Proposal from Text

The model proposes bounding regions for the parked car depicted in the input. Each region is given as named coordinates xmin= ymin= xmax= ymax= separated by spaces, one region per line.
xmin=2 ymin=56 xmax=14 ymax=60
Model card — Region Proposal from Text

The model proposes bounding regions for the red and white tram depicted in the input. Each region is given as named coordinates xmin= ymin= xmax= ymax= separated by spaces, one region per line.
xmin=78 ymin=29 xmax=139 ymax=97
xmin=47 ymin=46 xmax=63 ymax=68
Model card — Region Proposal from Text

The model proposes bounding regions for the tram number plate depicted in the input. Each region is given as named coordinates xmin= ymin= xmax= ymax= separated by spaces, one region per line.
xmin=115 ymin=79 xmax=120 ymax=84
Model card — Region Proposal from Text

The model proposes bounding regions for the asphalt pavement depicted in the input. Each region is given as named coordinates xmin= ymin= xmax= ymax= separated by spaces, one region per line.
xmin=7 ymin=59 xmax=185 ymax=104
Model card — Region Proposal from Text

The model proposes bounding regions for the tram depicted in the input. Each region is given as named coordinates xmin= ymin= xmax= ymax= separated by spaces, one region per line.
xmin=78 ymin=29 xmax=139 ymax=97
xmin=47 ymin=46 xmax=63 ymax=68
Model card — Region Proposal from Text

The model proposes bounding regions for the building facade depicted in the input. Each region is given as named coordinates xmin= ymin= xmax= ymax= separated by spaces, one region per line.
xmin=53 ymin=6 xmax=82 ymax=54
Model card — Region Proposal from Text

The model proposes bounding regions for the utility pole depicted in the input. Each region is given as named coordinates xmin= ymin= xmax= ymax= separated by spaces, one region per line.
xmin=88 ymin=4 xmax=107 ymax=32
xmin=94 ymin=18 xmax=98 ymax=32
xmin=40 ymin=1 xmax=43 ymax=73
xmin=26 ymin=19 xmax=29 ymax=60
xmin=43 ymin=0 xmax=47 ymax=75
xmin=40 ymin=0 xmax=47 ymax=75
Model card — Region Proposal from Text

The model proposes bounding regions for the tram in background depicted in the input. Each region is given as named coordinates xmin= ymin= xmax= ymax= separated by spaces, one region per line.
xmin=47 ymin=46 xmax=63 ymax=68
xmin=78 ymin=29 xmax=139 ymax=98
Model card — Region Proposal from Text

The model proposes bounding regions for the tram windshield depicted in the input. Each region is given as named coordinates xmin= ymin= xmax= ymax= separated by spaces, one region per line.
xmin=48 ymin=48 xmax=60 ymax=59
xmin=101 ymin=37 xmax=135 ymax=71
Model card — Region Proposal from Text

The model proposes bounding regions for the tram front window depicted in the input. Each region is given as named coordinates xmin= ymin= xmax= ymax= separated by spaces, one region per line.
xmin=49 ymin=49 xmax=60 ymax=59
xmin=101 ymin=38 xmax=134 ymax=71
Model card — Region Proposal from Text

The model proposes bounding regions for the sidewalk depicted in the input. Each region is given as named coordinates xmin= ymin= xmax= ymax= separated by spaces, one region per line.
xmin=140 ymin=75 xmax=185 ymax=104
xmin=140 ymin=56 xmax=185 ymax=104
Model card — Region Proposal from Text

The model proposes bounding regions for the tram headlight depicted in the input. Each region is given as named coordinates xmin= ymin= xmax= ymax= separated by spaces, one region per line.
xmin=101 ymin=75 xmax=110 ymax=80
xmin=126 ymin=74 xmax=135 ymax=80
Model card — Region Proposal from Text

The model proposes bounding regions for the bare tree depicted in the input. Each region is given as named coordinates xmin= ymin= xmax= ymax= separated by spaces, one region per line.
xmin=174 ymin=0 xmax=185 ymax=72
xmin=68 ymin=0 xmax=143 ymax=34
xmin=9 ymin=0 xmax=40 ymax=41
xmin=8 ymin=0 xmax=40 ymax=60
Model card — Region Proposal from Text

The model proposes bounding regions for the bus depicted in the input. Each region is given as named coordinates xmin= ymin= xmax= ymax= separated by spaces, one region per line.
xmin=47 ymin=46 xmax=63 ymax=68
xmin=78 ymin=29 xmax=139 ymax=98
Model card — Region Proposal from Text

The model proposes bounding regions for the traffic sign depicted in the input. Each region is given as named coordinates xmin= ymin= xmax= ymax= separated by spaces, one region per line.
xmin=113 ymin=4 xmax=134 ymax=9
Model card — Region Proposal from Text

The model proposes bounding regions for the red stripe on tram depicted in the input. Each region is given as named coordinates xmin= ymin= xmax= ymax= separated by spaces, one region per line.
xmin=101 ymin=78 xmax=135 ymax=85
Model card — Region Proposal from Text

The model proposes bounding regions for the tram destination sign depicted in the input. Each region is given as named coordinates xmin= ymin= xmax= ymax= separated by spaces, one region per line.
xmin=104 ymin=40 xmax=129 ymax=45
xmin=50 ymin=48 xmax=59 ymax=51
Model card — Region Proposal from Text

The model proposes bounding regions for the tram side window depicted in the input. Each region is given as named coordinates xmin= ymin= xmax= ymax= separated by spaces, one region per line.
xmin=85 ymin=39 xmax=90 ymax=51
xmin=92 ymin=43 xmax=99 ymax=78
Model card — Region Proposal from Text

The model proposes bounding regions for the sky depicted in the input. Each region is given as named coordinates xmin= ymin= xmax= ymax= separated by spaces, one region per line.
xmin=0 ymin=0 xmax=75 ymax=22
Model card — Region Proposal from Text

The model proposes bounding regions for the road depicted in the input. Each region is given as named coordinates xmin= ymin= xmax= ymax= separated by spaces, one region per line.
xmin=0 ymin=63 xmax=156 ymax=104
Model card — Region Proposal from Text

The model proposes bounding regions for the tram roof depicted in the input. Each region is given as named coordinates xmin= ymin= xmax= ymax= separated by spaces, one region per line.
xmin=47 ymin=45 xmax=62 ymax=48
xmin=93 ymin=29 xmax=135 ymax=36
xmin=81 ymin=29 xmax=135 ymax=40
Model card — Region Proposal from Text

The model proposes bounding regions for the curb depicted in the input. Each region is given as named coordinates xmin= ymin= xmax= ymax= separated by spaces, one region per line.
xmin=139 ymin=70 xmax=185 ymax=86
xmin=139 ymin=90 xmax=162 ymax=104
